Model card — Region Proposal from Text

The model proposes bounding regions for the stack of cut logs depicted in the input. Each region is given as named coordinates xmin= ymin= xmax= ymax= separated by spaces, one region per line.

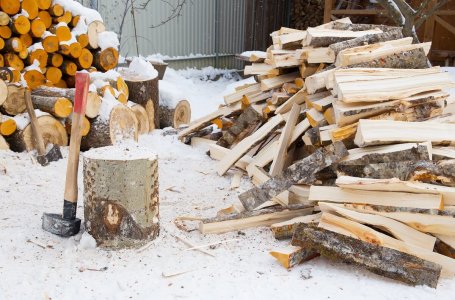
xmin=177 ymin=18 xmax=455 ymax=288
xmin=0 ymin=1 xmax=190 ymax=152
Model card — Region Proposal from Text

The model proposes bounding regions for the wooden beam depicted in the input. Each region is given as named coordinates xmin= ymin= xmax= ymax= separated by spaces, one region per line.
xmin=323 ymin=0 xmax=334 ymax=23
xmin=260 ymin=72 xmax=299 ymax=91
xmin=434 ymin=15 xmax=455 ymax=36
xmin=308 ymin=186 xmax=444 ymax=210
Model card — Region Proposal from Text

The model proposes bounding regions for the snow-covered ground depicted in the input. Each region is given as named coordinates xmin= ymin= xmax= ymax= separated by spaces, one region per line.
xmin=1 ymin=68 xmax=455 ymax=299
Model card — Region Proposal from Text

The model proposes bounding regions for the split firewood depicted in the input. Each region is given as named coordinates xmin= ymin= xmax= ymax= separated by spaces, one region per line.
xmin=8 ymin=114 xmax=68 ymax=152
xmin=318 ymin=202 xmax=436 ymax=250
xmin=355 ymin=120 xmax=455 ymax=147
xmin=216 ymin=106 xmax=264 ymax=148
xmin=239 ymin=142 xmax=348 ymax=211
xmin=329 ymin=29 xmax=404 ymax=55
xmin=434 ymin=238 xmax=455 ymax=259
xmin=291 ymin=224 xmax=441 ymax=287
xmin=199 ymin=205 xmax=313 ymax=234
xmin=340 ymin=142 xmax=431 ymax=165
xmin=270 ymin=212 xmax=321 ymax=240
xmin=309 ymin=186 xmax=443 ymax=210
xmin=306 ymin=28 xmax=383 ymax=47
xmin=269 ymin=245 xmax=319 ymax=269
xmin=337 ymin=160 xmax=455 ymax=187
xmin=433 ymin=146 xmax=455 ymax=161
xmin=318 ymin=213 xmax=455 ymax=278
xmin=159 ymin=100 xmax=191 ymax=129
xmin=336 ymin=176 xmax=455 ymax=206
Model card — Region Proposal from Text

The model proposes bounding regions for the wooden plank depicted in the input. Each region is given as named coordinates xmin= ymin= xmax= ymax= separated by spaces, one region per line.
xmin=434 ymin=15 xmax=455 ymax=36
xmin=217 ymin=115 xmax=284 ymax=175
xmin=308 ymin=186 xmax=443 ymax=210
xmin=178 ymin=106 xmax=232 ymax=140
xmin=318 ymin=212 xmax=454 ymax=278
xmin=208 ymin=144 xmax=252 ymax=171
xmin=244 ymin=63 xmax=278 ymax=76
xmin=318 ymin=202 xmax=436 ymax=250
xmin=250 ymin=140 xmax=279 ymax=168
xmin=355 ymin=120 xmax=455 ymax=147
xmin=270 ymin=104 xmax=301 ymax=176
xmin=336 ymin=176 xmax=455 ymax=206
xmin=199 ymin=207 xmax=314 ymax=234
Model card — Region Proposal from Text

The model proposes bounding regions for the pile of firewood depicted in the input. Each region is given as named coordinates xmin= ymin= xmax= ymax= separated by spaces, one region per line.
xmin=178 ymin=18 xmax=455 ymax=288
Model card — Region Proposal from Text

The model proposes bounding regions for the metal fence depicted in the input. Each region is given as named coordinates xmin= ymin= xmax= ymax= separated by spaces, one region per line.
xmin=80 ymin=0 xmax=249 ymax=69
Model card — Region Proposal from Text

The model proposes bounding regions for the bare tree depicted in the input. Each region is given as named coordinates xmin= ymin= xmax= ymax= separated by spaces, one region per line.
xmin=376 ymin=0 xmax=452 ymax=42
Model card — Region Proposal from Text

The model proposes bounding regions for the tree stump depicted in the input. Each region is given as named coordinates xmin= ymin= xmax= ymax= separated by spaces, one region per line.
xmin=120 ymin=70 xmax=159 ymax=131
xmin=83 ymin=145 xmax=159 ymax=248
xmin=159 ymin=99 xmax=191 ymax=129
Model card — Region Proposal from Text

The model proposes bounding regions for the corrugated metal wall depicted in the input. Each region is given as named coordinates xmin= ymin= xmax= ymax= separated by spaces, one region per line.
xmin=85 ymin=0 xmax=247 ymax=69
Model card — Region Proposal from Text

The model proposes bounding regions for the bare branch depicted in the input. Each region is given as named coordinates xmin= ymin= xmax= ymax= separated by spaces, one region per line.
xmin=393 ymin=0 xmax=416 ymax=16
xmin=376 ymin=0 xmax=406 ymax=26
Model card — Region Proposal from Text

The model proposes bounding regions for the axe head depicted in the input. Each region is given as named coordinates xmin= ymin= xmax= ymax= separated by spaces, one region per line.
xmin=36 ymin=144 xmax=63 ymax=166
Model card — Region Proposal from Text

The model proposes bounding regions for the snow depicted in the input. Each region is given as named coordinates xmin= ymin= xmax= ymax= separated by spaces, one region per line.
xmin=12 ymin=39 xmax=19 ymax=50
xmin=120 ymin=57 xmax=159 ymax=81
xmin=13 ymin=110 xmax=49 ymax=130
xmin=24 ymin=60 xmax=42 ymax=72
xmin=99 ymin=90 xmax=118 ymax=121
xmin=97 ymin=31 xmax=120 ymax=51
xmin=28 ymin=42 xmax=44 ymax=52
xmin=54 ymin=0 xmax=103 ymax=24
xmin=1 ymin=68 xmax=455 ymax=299
xmin=159 ymin=66 xmax=249 ymax=119
xmin=240 ymin=50 xmax=267 ymax=58
xmin=71 ymin=16 xmax=88 ymax=36
xmin=83 ymin=145 xmax=157 ymax=161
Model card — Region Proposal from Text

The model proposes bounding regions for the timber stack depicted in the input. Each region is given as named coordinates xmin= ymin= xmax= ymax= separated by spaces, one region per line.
xmin=0 ymin=1 xmax=161 ymax=152
xmin=177 ymin=17 xmax=455 ymax=288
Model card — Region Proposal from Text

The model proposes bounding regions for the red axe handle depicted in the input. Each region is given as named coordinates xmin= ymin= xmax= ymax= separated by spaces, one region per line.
xmin=63 ymin=72 xmax=90 ymax=220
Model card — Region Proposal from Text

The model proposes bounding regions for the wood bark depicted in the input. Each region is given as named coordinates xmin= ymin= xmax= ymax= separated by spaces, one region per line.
xmin=270 ymin=245 xmax=319 ymax=269
xmin=329 ymin=29 xmax=404 ymax=55
xmin=291 ymin=225 xmax=441 ymax=288
xmin=81 ymin=104 xmax=138 ymax=151
xmin=239 ymin=142 xmax=348 ymax=211
xmin=159 ymin=100 xmax=191 ymax=129
xmin=338 ymin=160 xmax=455 ymax=187
xmin=83 ymin=146 xmax=159 ymax=248
xmin=122 ymin=74 xmax=159 ymax=131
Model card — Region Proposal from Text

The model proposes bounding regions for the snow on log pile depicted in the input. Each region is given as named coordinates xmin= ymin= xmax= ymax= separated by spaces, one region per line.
xmin=0 ymin=1 xmax=159 ymax=151
xmin=177 ymin=17 xmax=455 ymax=288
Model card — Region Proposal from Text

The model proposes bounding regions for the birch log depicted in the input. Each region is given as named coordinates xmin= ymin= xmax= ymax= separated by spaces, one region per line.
xmin=83 ymin=146 xmax=159 ymax=248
